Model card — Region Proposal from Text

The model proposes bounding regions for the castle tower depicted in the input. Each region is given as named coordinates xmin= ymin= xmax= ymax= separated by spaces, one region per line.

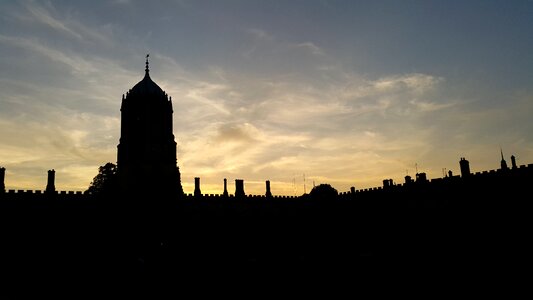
xmin=500 ymin=149 xmax=509 ymax=170
xmin=46 ymin=169 xmax=56 ymax=193
xmin=117 ymin=55 xmax=183 ymax=196
xmin=0 ymin=167 xmax=5 ymax=193
xmin=460 ymin=157 xmax=471 ymax=178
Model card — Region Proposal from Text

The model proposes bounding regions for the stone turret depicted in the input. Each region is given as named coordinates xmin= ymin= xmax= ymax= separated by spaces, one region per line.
xmin=265 ymin=180 xmax=272 ymax=198
xmin=511 ymin=155 xmax=517 ymax=169
xmin=460 ymin=157 xmax=470 ymax=178
xmin=46 ymin=169 xmax=56 ymax=193
xmin=194 ymin=177 xmax=201 ymax=197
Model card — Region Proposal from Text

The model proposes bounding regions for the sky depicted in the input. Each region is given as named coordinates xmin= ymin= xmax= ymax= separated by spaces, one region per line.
xmin=1 ymin=0 xmax=532 ymax=195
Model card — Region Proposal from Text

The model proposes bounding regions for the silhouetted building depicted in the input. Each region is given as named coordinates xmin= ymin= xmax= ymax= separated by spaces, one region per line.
xmin=223 ymin=178 xmax=228 ymax=197
xmin=460 ymin=157 xmax=470 ymax=178
xmin=235 ymin=179 xmax=245 ymax=198
xmin=404 ymin=175 xmax=413 ymax=184
xmin=448 ymin=170 xmax=453 ymax=177
xmin=0 ymin=167 xmax=5 ymax=193
xmin=416 ymin=173 xmax=427 ymax=183
xmin=511 ymin=155 xmax=517 ymax=169
xmin=383 ymin=179 xmax=393 ymax=189
xmin=45 ymin=169 xmax=55 ymax=193
xmin=117 ymin=56 xmax=183 ymax=196
xmin=265 ymin=180 xmax=272 ymax=198
xmin=500 ymin=149 xmax=509 ymax=170
xmin=194 ymin=177 xmax=201 ymax=197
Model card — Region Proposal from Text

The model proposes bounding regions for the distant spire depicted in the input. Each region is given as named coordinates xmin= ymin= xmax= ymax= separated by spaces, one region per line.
xmin=500 ymin=147 xmax=509 ymax=170
xmin=145 ymin=53 xmax=150 ymax=75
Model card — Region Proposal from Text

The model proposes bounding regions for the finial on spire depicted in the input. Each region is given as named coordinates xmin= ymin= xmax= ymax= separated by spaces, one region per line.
xmin=145 ymin=53 xmax=150 ymax=74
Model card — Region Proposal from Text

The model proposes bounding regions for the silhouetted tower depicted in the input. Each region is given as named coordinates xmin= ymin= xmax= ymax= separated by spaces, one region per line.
xmin=265 ymin=180 xmax=272 ymax=198
xmin=117 ymin=55 xmax=183 ymax=196
xmin=46 ymin=169 xmax=56 ymax=193
xmin=448 ymin=170 xmax=453 ymax=177
xmin=460 ymin=157 xmax=471 ymax=178
xmin=235 ymin=179 xmax=245 ymax=198
xmin=404 ymin=175 xmax=413 ymax=184
xmin=194 ymin=177 xmax=201 ymax=197
xmin=511 ymin=155 xmax=517 ymax=169
xmin=0 ymin=167 xmax=5 ymax=193
xmin=500 ymin=149 xmax=509 ymax=170
xmin=223 ymin=178 xmax=228 ymax=197
xmin=350 ymin=186 xmax=356 ymax=194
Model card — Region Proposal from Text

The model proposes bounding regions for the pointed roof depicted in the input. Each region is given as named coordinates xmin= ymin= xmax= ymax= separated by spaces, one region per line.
xmin=130 ymin=54 xmax=164 ymax=95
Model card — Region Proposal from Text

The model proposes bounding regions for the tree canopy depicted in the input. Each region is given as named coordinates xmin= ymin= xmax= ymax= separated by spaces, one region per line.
xmin=87 ymin=162 xmax=118 ymax=195
xmin=309 ymin=183 xmax=338 ymax=200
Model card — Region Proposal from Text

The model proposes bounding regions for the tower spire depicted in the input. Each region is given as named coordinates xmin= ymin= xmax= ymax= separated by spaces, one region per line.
xmin=500 ymin=147 xmax=508 ymax=170
xmin=145 ymin=53 xmax=150 ymax=75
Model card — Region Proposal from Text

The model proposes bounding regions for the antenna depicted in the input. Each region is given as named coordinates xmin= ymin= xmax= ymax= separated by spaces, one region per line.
xmin=293 ymin=176 xmax=296 ymax=196
xmin=303 ymin=173 xmax=306 ymax=194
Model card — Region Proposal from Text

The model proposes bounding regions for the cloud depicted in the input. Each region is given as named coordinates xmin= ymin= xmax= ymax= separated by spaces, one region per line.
xmin=246 ymin=28 xmax=274 ymax=41
xmin=294 ymin=42 xmax=325 ymax=56
xmin=1 ymin=3 xmax=531 ymax=196
xmin=22 ymin=0 xmax=82 ymax=40
xmin=0 ymin=35 xmax=96 ymax=74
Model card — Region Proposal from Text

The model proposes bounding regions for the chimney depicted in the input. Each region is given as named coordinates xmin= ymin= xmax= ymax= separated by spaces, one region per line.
xmin=223 ymin=178 xmax=228 ymax=197
xmin=235 ymin=179 xmax=245 ymax=198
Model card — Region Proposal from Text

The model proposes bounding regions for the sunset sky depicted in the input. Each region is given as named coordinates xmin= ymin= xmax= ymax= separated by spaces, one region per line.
xmin=1 ymin=0 xmax=532 ymax=195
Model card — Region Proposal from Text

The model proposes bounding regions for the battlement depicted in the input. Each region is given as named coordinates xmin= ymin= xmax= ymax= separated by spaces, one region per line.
xmin=339 ymin=159 xmax=533 ymax=196
xmin=1 ymin=189 xmax=87 ymax=201
xmin=183 ymin=193 xmax=298 ymax=200
xmin=2 ymin=158 xmax=532 ymax=203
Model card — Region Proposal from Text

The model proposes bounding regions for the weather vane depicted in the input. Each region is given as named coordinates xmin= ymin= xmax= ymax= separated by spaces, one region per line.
xmin=145 ymin=53 xmax=150 ymax=72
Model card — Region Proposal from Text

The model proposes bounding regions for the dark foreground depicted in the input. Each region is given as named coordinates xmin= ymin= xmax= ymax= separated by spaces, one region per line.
xmin=0 ymin=180 xmax=530 ymax=297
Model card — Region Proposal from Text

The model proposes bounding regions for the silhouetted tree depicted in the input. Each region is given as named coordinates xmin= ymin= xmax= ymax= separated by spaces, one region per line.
xmin=310 ymin=183 xmax=338 ymax=201
xmin=87 ymin=162 xmax=118 ymax=195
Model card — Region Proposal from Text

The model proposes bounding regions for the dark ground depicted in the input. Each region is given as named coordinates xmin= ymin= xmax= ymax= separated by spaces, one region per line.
xmin=0 ymin=179 xmax=530 ymax=297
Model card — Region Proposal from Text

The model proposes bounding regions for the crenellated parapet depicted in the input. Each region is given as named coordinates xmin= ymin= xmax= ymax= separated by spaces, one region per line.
xmin=338 ymin=160 xmax=533 ymax=201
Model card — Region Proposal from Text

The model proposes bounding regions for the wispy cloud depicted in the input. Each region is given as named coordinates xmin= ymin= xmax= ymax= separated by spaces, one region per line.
xmin=294 ymin=42 xmax=325 ymax=56
xmin=0 ymin=35 xmax=96 ymax=74
xmin=22 ymin=0 xmax=82 ymax=40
